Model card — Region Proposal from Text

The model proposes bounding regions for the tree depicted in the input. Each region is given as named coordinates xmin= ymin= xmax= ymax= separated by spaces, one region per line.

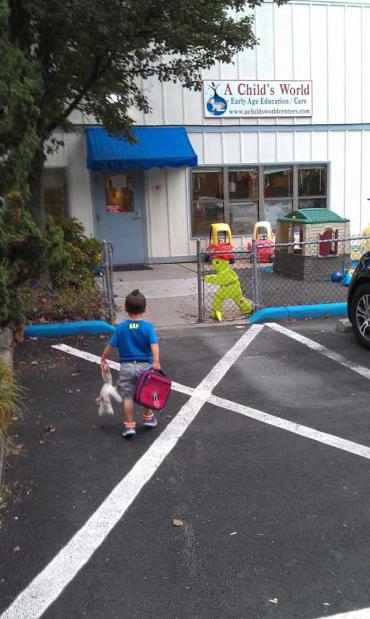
xmin=7 ymin=0 xmax=285 ymax=227
xmin=0 ymin=0 xmax=40 ymax=199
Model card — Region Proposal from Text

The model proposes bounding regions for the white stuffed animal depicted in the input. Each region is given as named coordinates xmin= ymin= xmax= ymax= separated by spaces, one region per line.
xmin=96 ymin=368 xmax=122 ymax=416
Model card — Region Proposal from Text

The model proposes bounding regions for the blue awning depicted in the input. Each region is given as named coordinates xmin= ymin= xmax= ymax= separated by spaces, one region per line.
xmin=86 ymin=127 xmax=197 ymax=171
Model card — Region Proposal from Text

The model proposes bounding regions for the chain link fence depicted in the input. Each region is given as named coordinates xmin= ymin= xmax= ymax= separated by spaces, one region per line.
xmin=197 ymin=235 xmax=370 ymax=322
xmin=101 ymin=240 xmax=116 ymax=324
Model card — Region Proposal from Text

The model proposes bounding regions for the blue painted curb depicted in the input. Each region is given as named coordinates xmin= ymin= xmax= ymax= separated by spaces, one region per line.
xmin=247 ymin=302 xmax=347 ymax=324
xmin=24 ymin=321 xmax=115 ymax=338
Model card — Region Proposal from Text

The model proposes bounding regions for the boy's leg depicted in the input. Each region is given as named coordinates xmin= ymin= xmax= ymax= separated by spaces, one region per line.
xmin=142 ymin=407 xmax=157 ymax=428
xmin=122 ymin=397 xmax=136 ymax=438
xmin=116 ymin=363 xmax=137 ymax=439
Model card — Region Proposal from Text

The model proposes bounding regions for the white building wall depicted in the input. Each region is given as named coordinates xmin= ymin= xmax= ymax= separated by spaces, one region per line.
xmin=145 ymin=168 xmax=193 ymax=258
xmin=136 ymin=1 xmax=370 ymax=127
xmin=328 ymin=131 xmax=345 ymax=216
xmin=65 ymin=133 xmax=95 ymax=236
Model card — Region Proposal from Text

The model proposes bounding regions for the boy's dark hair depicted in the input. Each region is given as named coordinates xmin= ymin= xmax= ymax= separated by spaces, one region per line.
xmin=125 ymin=289 xmax=147 ymax=314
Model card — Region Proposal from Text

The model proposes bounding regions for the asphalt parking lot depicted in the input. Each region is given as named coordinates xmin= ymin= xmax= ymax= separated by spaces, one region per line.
xmin=1 ymin=318 xmax=370 ymax=619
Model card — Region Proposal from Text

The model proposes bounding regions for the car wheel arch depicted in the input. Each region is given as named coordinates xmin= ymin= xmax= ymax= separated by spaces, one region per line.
xmin=350 ymin=281 xmax=370 ymax=349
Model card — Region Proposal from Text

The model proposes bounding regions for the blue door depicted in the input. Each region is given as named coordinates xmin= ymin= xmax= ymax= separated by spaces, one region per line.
xmin=92 ymin=170 xmax=146 ymax=265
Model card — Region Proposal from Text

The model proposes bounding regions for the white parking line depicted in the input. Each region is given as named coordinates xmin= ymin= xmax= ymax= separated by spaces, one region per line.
xmin=315 ymin=607 xmax=370 ymax=618
xmin=0 ymin=325 xmax=263 ymax=619
xmin=55 ymin=342 xmax=370 ymax=461
xmin=209 ymin=394 xmax=370 ymax=460
xmin=52 ymin=344 xmax=195 ymax=397
xmin=267 ymin=322 xmax=370 ymax=381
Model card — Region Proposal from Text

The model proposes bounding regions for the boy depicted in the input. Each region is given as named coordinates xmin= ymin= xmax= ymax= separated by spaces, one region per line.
xmin=100 ymin=289 xmax=160 ymax=439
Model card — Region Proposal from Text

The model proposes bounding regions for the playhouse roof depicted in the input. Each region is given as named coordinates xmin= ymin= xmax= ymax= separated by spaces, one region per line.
xmin=277 ymin=208 xmax=350 ymax=224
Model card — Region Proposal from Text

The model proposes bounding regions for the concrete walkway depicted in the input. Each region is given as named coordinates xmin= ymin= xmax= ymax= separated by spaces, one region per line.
xmin=112 ymin=263 xmax=199 ymax=327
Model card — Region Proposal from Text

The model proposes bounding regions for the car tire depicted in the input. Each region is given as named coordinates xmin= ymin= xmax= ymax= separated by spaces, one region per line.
xmin=350 ymin=282 xmax=370 ymax=349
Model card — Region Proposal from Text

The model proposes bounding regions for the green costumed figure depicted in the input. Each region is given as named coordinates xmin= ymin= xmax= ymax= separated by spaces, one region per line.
xmin=204 ymin=258 xmax=253 ymax=321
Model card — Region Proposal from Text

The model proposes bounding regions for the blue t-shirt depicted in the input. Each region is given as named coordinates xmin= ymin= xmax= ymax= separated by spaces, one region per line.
xmin=109 ymin=320 xmax=158 ymax=362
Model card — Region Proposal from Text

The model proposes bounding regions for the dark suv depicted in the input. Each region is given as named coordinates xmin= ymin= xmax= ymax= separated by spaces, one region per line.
xmin=348 ymin=251 xmax=370 ymax=348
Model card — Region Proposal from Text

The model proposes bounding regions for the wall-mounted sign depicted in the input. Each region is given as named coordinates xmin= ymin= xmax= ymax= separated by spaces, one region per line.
xmin=203 ymin=80 xmax=312 ymax=118
xmin=105 ymin=174 xmax=134 ymax=213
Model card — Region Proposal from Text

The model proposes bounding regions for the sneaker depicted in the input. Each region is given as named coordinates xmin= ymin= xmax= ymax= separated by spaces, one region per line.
xmin=143 ymin=415 xmax=158 ymax=428
xmin=121 ymin=427 xmax=136 ymax=439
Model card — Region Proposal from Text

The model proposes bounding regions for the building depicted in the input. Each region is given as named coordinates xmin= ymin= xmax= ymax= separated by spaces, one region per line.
xmin=42 ymin=0 xmax=370 ymax=265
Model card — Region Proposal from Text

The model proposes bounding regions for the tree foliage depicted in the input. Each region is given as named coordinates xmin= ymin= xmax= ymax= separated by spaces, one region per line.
xmin=5 ymin=0 xmax=286 ymax=223
xmin=0 ymin=0 xmax=41 ymax=196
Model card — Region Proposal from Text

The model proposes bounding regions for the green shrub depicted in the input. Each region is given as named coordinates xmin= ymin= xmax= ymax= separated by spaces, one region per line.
xmin=0 ymin=358 xmax=23 ymax=443
xmin=46 ymin=216 xmax=101 ymax=290
xmin=20 ymin=283 xmax=103 ymax=322
xmin=1 ymin=207 xmax=49 ymax=281
xmin=0 ymin=207 xmax=49 ymax=327
xmin=0 ymin=209 xmax=104 ymax=328
xmin=0 ymin=265 xmax=9 ymax=325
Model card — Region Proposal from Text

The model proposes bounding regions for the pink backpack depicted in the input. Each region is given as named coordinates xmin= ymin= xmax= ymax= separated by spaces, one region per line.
xmin=133 ymin=369 xmax=172 ymax=411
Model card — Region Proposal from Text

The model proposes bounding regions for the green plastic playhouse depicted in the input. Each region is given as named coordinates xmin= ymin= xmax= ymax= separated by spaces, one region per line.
xmin=274 ymin=208 xmax=350 ymax=280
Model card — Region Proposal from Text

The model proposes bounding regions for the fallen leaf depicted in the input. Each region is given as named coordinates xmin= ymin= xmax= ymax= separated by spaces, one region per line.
xmin=44 ymin=425 xmax=56 ymax=433
xmin=13 ymin=545 xmax=21 ymax=553
xmin=172 ymin=518 xmax=184 ymax=527
xmin=31 ymin=361 xmax=39 ymax=365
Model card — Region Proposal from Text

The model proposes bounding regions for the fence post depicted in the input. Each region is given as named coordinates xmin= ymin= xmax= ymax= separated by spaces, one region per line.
xmin=251 ymin=239 xmax=261 ymax=312
xmin=102 ymin=240 xmax=115 ymax=324
xmin=196 ymin=239 xmax=204 ymax=322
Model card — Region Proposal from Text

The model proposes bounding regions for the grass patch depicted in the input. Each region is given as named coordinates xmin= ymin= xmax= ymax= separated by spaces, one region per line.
xmin=0 ymin=358 xmax=24 ymax=449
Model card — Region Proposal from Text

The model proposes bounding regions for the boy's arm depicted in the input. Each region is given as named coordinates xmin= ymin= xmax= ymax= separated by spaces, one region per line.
xmin=101 ymin=344 xmax=115 ymax=371
xmin=151 ymin=343 xmax=161 ymax=371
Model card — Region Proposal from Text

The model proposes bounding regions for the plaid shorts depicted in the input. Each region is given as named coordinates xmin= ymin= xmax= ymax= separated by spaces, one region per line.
xmin=116 ymin=361 xmax=152 ymax=400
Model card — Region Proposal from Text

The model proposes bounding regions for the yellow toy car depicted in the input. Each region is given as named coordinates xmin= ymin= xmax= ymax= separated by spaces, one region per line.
xmin=247 ymin=221 xmax=275 ymax=262
xmin=206 ymin=223 xmax=235 ymax=263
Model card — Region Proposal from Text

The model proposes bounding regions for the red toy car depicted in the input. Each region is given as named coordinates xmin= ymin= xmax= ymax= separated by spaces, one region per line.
xmin=206 ymin=223 xmax=235 ymax=263
xmin=247 ymin=221 xmax=275 ymax=263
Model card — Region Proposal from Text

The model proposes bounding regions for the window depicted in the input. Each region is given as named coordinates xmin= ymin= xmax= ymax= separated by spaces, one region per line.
xmin=192 ymin=171 xmax=224 ymax=236
xmin=229 ymin=169 xmax=259 ymax=235
xmin=190 ymin=164 xmax=328 ymax=237
xmin=264 ymin=167 xmax=293 ymax=198
xmin=42 ymin=169 xmax=67 ymax=218
xmin=105 ymin=174 xmax=134 ymax=213
xmin=264 ymin=167 xmax=293 ymax=232
xmin=229 ymin=169 xmax=259 ymax=200
xmin=298 ymin=166 xmax=327 ymax=209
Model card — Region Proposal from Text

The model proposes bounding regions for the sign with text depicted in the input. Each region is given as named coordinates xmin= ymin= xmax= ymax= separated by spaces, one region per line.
xmin=203 ymin=80 xmax=312 ymax=118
